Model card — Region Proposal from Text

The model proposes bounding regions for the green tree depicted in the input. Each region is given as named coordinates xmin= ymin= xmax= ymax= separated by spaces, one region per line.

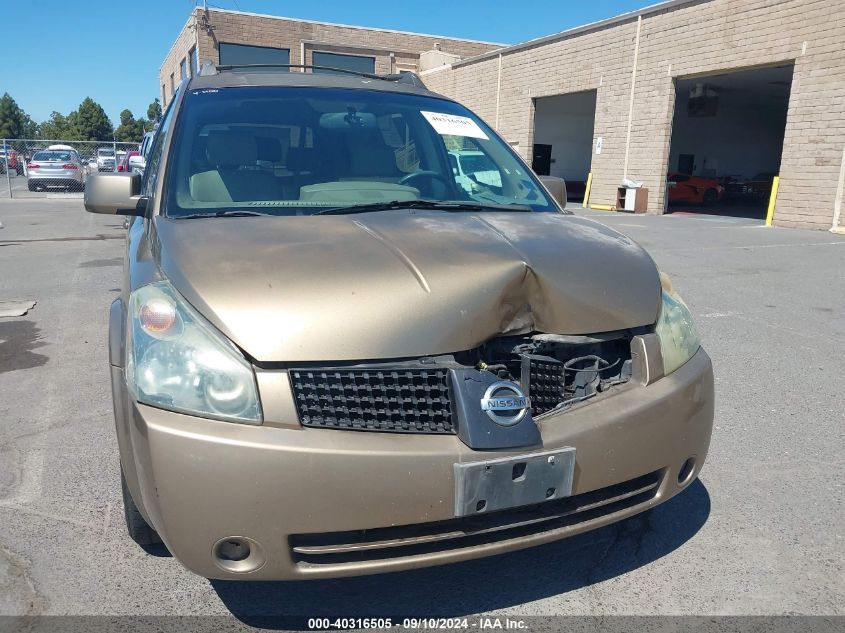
xmin=114 ymin=109 xmax=147 ymax=143
xmin=0 ymin=93 xmax=27 ymax=138
xmin=67 ymin=97 xmax=113 ymax=141
xmin=40 ymin=111 xmax=72 ymax=140
xmin=21 ymin=113 xmax=39 ymax=139
xmin=147 ymin=98 xmax=162 ymax=122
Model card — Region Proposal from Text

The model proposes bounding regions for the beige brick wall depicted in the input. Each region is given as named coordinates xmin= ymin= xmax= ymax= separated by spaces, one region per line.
xmin=425 ymin=0 xmax=845 ymax=230
xmin=161 ymin=8 xmax=500 ymax=104
xmin=159 ymin=16 xmax=198 ymax=108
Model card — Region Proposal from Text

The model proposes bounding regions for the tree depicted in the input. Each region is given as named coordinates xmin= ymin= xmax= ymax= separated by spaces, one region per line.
xmin=40 ymin=111 xmax=72 ymax=140
xmin=114 ymin=109 xmax=148 ymax=143
xmin=147 ymin=98 xmax=162 ymax=123
xmin=21 ymin=113 xmax=39 ymax=139
xmin=0 ymin=93 xmax=27 ymax=139
xmin=67 ymin=97 xmax=113 ymax=141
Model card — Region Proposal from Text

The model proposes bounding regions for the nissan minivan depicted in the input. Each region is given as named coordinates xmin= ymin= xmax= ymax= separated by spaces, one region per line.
xmin=84 ymin=67 xmax=713 ymax=580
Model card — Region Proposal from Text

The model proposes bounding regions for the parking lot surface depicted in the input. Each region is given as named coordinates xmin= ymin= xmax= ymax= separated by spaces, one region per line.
xmin=0 ymin=198 xmax=842 ymax=620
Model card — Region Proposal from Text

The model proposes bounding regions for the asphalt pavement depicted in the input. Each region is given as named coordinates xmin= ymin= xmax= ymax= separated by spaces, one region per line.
xmin=0 ymin=198 xmax=842 ymax=622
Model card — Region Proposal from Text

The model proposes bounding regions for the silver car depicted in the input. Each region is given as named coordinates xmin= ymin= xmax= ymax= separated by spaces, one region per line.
xmin=27 ymin=149 xmax=86 ymax=192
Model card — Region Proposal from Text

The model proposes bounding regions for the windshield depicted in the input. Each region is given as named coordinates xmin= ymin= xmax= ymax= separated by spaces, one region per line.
xmin=99 ymin=149 xmax=115 ymax=157
xmin=33 ymin=151 xmax=72 ymax=162
xmin=164 ymin=86 xmax=557 ymax=217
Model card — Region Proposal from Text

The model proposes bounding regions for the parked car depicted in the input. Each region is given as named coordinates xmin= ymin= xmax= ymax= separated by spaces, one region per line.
xmin=84 ymin=67 xmax=713 ymax=581
xmin=667 ymin=172 xmax=724 ymax=204
xmin=448 ymin=149 xmax=502 ymax=192
xmin=96 ymin=147 xmax=116 ymax=172
xmin=0 ymin=144 xmax=24 ymax=175
xmin=116 ymin=150 xmax=140 ymax=172
xmin=740 ymin=171 xmax=778 ymax=201
xmin=27 ymin=149 xmax=86 ymax=191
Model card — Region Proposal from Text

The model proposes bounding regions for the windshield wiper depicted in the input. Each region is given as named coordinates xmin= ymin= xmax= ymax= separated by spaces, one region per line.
xmin=314 ymin=200 xmax=531 ymax=216
xmin=174 ymin=210 xmax=270 ymax=219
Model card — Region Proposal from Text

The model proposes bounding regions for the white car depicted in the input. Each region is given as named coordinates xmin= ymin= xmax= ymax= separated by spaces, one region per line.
xmin=448 ymin=150 xmax=503 ymax=193
xmin=97 ymin=147 xmax=116 ymax=172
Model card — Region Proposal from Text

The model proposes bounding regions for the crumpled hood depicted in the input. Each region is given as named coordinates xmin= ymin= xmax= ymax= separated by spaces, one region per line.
xmin=154 ymin=212 xmax=660 ymax=362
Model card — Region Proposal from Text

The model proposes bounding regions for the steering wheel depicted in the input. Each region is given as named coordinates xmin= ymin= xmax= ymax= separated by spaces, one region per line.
xmin=398 ymin=170 xmax=450 ymax=191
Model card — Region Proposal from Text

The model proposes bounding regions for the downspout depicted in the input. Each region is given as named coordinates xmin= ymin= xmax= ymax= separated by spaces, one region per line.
xmin=623 ymin=15 xmax=642 ymax=179
xmin=495 ymin=53 xmax=503 ymax=131
xmin=831 ymin=142 xmax=845 ymax=234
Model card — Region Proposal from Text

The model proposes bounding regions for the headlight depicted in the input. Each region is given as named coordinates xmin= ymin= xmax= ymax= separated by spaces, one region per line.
xmin=656 ymin=272 xmax=701 ymax=375
xmin=125 ymin=281 xmax=262 ymax=424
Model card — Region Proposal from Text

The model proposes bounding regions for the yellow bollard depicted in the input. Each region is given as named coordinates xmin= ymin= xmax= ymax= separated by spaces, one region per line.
xmin=582 ymin=172 xmax=593 ymax=208
xmin=765 ymin=176 xmax=780 ymax=227
xmin=590 ymin=204 xmax=615 ymax=212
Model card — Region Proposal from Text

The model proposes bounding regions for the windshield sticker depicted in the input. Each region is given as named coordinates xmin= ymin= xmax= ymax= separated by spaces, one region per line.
xmin=421 ymin=111 xmax=489 ymax=140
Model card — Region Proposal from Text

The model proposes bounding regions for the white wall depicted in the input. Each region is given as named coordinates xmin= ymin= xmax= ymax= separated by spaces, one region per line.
xmin=533 ymin=91 xmax=597 ymax=182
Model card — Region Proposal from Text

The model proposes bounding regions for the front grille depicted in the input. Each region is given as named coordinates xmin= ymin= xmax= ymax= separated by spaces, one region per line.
xmin=290 ymin=470 xmax=663 ymax=568
xmin=520 ymin=354 xmax=566 ymax=416
xmin=290 ymin=368 xmax=454 ymax=434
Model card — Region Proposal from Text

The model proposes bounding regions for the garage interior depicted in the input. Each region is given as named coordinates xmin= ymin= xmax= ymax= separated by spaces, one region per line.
xmin=666 ymin=64 xmax=794 ymax=220
xmin=532 ymin=91 xmax=597 ymax=203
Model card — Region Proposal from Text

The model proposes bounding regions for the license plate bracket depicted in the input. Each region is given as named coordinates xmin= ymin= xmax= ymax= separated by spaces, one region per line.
xmin=454 ymin=448 xmax=576 ymax=517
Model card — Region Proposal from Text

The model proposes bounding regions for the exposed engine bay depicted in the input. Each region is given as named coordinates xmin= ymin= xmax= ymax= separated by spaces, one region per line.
xmin=456 ymin=331 xmax=636 ymax=416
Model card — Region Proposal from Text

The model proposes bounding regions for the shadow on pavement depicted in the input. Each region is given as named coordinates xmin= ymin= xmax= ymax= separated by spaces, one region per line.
xmin=211 ymin=479 xmax=710 ymax=628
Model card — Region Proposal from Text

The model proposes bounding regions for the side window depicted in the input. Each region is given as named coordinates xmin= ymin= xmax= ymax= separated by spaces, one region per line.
xmin=142 ymin=96 xmax=177 ymax=198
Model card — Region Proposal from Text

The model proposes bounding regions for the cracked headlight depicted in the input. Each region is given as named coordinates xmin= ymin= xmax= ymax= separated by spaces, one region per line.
xmin=125 ymin=281 xmax=262 ymax=424
xmin=656 ymin=272 xmax=701 ymax=375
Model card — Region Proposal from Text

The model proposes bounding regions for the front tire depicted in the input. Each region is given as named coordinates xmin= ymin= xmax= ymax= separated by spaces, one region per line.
xmin=702 ymin=188 xmax=718 ymax=204
xmin=121 ymin=467 xmax=163 ymax=546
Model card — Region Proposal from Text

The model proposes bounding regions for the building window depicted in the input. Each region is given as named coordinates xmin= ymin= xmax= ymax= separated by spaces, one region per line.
xmin=312 ymin=51 xmax=375 ymax=75
xmin=189 ymin=46 xmax=198 ymax=76
xmin=180 ymin=58 xmax=187 ymax=81
xmin=219 ymin=42 xmax=290 ymax=70
xmin=169 ymin=73 xmax=175 ymax=98
xmin=161 ymin=84 xmax=167 ymax=107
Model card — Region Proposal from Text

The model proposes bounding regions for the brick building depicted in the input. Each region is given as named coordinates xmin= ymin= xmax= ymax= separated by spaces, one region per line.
xmin=161 ymin=0 xmax=845 ymax=230
xmin=159 ymin=7 xmax=501 ymax=107
xmin=422 ymin=0 xmax=845 ymax=230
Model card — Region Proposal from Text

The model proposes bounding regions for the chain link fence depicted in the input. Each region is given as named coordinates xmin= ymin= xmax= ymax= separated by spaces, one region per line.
xmin=0 ymin=139 xmax=140 ymax=198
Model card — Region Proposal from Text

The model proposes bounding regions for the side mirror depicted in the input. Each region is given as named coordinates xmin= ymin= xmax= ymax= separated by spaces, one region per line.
xmin=538 ymin=175 xmax=567 ymax=210
xmin=128 ymin=155 xmax=146 ymax=175
xmin=84 ymin=173 xmax=146 ymax=215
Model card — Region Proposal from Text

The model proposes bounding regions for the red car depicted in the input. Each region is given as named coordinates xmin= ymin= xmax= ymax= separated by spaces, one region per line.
xmin=116 ymin=150 xmax=140 ymax=172
xmin=667 ymin=172 xmax=724 ymax=204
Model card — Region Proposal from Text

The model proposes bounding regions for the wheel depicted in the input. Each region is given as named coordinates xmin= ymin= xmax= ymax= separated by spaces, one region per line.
xmin=121 ymin=467 xmax=162 ymax=546
xmin=27 ymin=182 xmax=36 ymax=192
xmin=702 ymin=188 xmax=718 ymax=204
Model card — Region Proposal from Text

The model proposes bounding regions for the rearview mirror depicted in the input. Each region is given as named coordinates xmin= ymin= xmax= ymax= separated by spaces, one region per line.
xmin=84 ymin=173 xmax=145 ymax=215
xmin=538 ymin=175 xmax=567 ymax=210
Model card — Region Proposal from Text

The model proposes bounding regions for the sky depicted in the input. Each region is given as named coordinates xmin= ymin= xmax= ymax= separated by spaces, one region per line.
xmin=1 ymin=0 xmax=652 ymax=128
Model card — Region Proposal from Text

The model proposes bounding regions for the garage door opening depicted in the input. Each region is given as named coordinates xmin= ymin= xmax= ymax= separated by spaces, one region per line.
xmin=666 ymin=64 xmax=793 ymax=220
xmin=532 ymin=91 xmax=597 ymax=203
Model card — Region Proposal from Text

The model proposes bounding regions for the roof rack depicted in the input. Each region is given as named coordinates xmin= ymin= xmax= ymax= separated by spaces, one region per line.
xmin=209 ymin=63 xmax=427 ymax=88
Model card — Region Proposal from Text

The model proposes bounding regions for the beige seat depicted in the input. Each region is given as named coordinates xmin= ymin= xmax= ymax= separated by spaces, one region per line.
xmin=190 ymin=132 xmax=282 ymax=202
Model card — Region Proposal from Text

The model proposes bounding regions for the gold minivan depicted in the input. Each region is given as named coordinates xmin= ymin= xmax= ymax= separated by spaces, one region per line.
xmin=84 ymin=66 xmax=713 ymax=580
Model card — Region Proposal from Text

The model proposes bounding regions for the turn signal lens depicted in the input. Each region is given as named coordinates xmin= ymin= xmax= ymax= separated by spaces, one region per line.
xmin=139 ymin=297 xmax=179 ymax=337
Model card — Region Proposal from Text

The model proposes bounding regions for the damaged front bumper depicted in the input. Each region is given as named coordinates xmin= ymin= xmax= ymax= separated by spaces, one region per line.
xmin=113 ymin=345 xmax=714 ymax=580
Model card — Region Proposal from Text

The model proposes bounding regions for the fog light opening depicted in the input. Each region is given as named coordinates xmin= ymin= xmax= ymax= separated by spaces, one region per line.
xmin=219 ymin=539 xmax=250 ymax=562
xmin=212 ymin=536 xmax=266 ymax=574
xmin=678 ymin=457 xmax=696 ymax=485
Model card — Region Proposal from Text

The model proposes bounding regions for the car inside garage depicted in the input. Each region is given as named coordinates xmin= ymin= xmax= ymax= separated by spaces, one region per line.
xmin=667 ymin=64 xmax=793 ymax=220
xmin=532 ymin=90 xmax=597 ymax=203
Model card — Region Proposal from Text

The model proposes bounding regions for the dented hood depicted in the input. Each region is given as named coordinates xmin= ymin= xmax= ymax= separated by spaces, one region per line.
xmin=154 ymin=212 xmax=660 ymax=362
